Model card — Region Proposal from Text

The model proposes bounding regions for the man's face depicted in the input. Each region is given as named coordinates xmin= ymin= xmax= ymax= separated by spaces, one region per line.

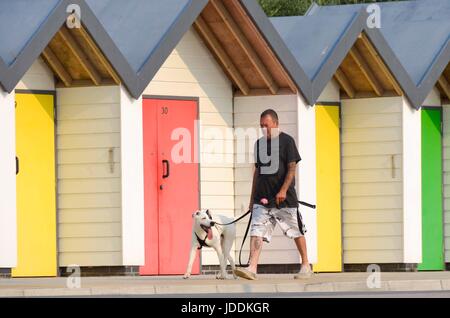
xmin=260 ymin=115 xmax=279 ymax=139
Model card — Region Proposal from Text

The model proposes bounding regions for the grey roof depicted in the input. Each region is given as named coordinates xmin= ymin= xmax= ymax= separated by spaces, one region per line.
xmin=0 ymin=0 xmax=67 ymax=92
xmin=240 ymin=0 xmax=313 ymax=103
xmin=0 ymin=0 xmax=308 ymax=102
xmin=305 ymin=0 xmax=450 ymax=108
xmin=86 ymin=0 xmax=204 ymax=74
xmin=271 ymin=7 xmax=416 ymax=105
xmin=0 ymin=0 xmax=60 ymax=66
xmin=271 ymin=12 xmax=359 ymax=81
xmin=86 ymin=0 xmax=209 ymax=97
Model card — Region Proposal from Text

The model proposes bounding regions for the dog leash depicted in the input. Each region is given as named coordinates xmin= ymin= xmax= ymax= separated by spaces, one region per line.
xmin=298 ymin=201 xmax=316 ymax=209
xmin=213 ymin=201 xmax=317 ymax=268
xmin=214 ymin=210 xmax=252 ymax=267
xmin=214 ymin=210 xmax=251 ymax=226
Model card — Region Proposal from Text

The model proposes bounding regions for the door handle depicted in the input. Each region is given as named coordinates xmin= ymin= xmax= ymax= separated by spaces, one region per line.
xmin=391 ymin=155 xmax=395 ymax=179
xmin=162 ymin=160 xmax=170 ymax=179
xmin=109 ymin=148 xmax=114 ymax=173
xmin=16 ymin=156 xmax=19 ymax=175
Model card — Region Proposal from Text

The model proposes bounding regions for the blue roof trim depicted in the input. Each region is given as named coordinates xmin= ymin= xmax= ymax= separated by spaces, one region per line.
xmin=307 ymin=0 xmax=450 ymax=109
xmin=271 ymin=7 xmax=417 ymax=107
xmin=240 ymin=0 xmax=313 ymax=104
xmin=0 ymin=0 xmax=67 ymax=92
xmin=0 ymin=0 xmax=61 ymax=66
xmin=310 ymin=9 xmax=367 ymax=102
xmin=0 ymin=0 xmax=306 ymax=102
xmin=134 ymin=0 xmax=209 ymax=98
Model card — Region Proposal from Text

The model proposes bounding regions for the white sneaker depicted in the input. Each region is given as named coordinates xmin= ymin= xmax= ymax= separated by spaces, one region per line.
xmin=294 ymin=265 xmax=313 ymax=279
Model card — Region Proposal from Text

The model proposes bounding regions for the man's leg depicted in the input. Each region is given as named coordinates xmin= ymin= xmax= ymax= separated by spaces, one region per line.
xmin=247 ymin=236 xmax=264 ymax=274
xmin=235 ymin=205 xmax=273 ymax=280
xmin=294 ymin=236 xmax=310 ymax=267
xmin=294 ymin=236 xmax=313 ymax=279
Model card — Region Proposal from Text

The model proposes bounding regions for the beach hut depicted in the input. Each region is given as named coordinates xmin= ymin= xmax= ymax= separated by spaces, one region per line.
xmin=0 ymin=0 xmax=308 ymax=277
xmin=375 ymin=1 xmax=450 ymax=271
xmin=364 ymin=0 xmax=450 ymax=271
xmin=0 ymin=0 xmax=140 ymax=277
xmin=277 ymin=0 xmax=450 ymax=272
xmin=270 ymin=1 xmax=436 ymax=272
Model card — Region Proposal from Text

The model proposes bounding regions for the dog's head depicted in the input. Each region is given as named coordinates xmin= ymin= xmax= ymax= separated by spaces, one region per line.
xmin=192 ymin=209 xmax=216 ymax=228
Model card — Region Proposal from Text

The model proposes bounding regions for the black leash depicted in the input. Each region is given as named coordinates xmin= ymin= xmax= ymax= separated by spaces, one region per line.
xmin=214 ymin=210 xmax=252 ymax=267
xmin=215 ymin=210 xmax=251 ymax=226
xmin=298 ymin=201 xmax=316 ymax=209
xmin=213 ymin=200 xmax=316 ymax=267
xmin=238 ymin=211 xmax=252 ymax=267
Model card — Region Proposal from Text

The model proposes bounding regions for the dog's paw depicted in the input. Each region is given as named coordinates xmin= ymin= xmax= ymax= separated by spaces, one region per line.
xmin=216 ymin=273 xmax=227 ymax=280
xmin=183 ymin=273 xmax=191 ymax=279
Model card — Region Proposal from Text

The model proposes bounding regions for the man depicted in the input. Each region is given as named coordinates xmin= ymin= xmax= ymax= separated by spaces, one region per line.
xmin=234 ymin=109 xmax=312 ymax=280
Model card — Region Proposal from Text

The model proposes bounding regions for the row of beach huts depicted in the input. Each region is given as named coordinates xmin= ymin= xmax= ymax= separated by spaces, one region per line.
xmin=0 ymin=0 xmax=449 ymax=277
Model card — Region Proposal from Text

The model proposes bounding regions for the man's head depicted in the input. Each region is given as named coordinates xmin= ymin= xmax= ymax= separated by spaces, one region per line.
xmin=260 ymin=109 xmax=279 ymax=139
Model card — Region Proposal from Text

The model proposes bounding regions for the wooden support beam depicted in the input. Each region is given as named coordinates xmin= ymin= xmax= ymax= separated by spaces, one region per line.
xmin=438 ymin=75 xmax=450 ymax=100
xmin=194 ymin=15 xmax=250 ymax=95
xmin=349 ymin=46 xmax=384 ymax=96
xmin=42 ymin=47 xmax=73 ymax=87
xmin=211 ymin=0 xmax=278 ymax=94
xmin=359 ymin=33 xmax=402 ymax=96
xmin=56 ymin=79 xmax=117 ymax=88
xmin=76 ymin=26 xmax=121 ymax=85
xmin=58 ymin=27 xmax=102 ymax=86
xmin=234 ymin=88 xmax=295 ymax=97
xmin=231 ymin=1 xmax=297 ymax=94
xmin=334 ymin=68 xmax=355 ymax=98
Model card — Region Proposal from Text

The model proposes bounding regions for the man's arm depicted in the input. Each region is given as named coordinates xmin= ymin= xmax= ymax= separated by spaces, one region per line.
xmin=248 ymin=167 xmax=259 ymax=211
xmin=276 ymin=162 xmax=297 ymax=206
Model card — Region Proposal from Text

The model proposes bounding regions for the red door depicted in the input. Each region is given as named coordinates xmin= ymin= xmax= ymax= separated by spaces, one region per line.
xmin=140 ymin=98 xmax=200 ymax=275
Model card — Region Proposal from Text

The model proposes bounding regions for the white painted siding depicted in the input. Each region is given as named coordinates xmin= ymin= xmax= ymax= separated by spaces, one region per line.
xmin=444 ymin=104 xmax=450 ymax=263
xmin=341 ymin=97 xmax=404 ymax=263
xmin=16 ymin=58 xmax=55 ymax=91
xmin=56 ymin=86 xmax=122 ymax=266
xmin=234 ymin=94 xmax=300 ymax=264
xmin=143 ymin=27 xmax=234 ymax=265
xmin=423 ymin=88 xmax=441 ymax=107
xmin=0 ymin=90 xmax=17 ymax=267
xmin=317 ymin=79 xmax=340 ymax=102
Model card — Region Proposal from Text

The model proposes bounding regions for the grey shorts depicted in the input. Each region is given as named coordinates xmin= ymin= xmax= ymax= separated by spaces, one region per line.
xmin=250 ymin=204 xmax=305 ymax=243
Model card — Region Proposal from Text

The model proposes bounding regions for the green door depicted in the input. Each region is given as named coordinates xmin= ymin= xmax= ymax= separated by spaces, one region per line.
xmin=419 ymin=107 xmax=444 ymax=271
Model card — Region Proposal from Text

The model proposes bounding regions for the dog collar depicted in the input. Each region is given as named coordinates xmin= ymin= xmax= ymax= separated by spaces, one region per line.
xmin=196 ymin=225 xmax=213 ymax=249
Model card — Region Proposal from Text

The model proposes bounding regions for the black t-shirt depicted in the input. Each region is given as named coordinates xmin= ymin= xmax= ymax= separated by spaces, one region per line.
xmin=254 ymin=132 xmax=301 ymax=208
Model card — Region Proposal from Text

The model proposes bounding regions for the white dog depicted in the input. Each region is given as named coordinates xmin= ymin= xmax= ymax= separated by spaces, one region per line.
xmin=184 ymin=209 xmax=237 ymax=280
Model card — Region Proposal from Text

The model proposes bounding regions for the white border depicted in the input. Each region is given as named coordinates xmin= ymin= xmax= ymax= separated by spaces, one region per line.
xmin=402 ymin=98 xmax=422 ymax=263
xmin=120 ymin=86 xmax=145 ymax=265
xmin=0 ymin=89 xmax=17 ymax=267
xmin=297 ymin=94 xmax=318 ymax=264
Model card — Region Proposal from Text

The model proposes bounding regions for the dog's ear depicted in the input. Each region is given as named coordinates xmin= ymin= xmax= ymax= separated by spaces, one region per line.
xmin=206 ymin=209 xmax=212 ymax=219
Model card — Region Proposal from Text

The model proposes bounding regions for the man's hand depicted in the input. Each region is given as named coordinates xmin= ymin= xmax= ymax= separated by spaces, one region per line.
xmin=276 ymin=190 xmax=287 ymax=206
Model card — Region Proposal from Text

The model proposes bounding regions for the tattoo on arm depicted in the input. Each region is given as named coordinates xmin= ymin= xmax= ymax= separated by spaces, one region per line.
xmin=281 ymin=162 xmax=297 ymax=193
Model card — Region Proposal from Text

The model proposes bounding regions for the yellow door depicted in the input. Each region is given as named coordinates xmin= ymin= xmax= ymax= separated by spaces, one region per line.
xmin=12 ymin=93 xmax=57 ymax=277
xmin=315 ymin=105 xmax=342 ymax=272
